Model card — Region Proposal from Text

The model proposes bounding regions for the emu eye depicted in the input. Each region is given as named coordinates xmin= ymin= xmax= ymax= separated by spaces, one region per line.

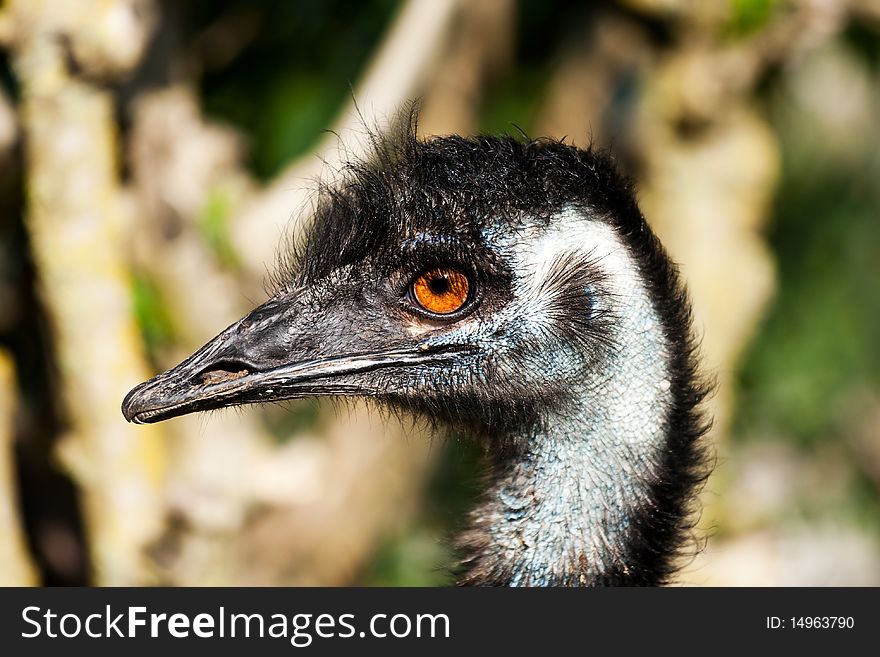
xmin=411 ymin=267 xmax=470 ymax=315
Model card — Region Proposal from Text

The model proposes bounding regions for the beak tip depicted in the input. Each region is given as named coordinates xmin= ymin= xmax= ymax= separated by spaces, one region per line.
xmin=121 ymin=383 xmax=147 ymax=424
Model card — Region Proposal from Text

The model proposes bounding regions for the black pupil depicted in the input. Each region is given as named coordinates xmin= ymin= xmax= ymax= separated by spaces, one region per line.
xmin=428 ymin=275 xmax=450 ymax=295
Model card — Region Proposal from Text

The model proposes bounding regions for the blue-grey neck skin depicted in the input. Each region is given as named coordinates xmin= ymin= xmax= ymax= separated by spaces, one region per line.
xmin=472 ymin=400 xmax=663 ymax=586
xmin=458 ymin=209 xmax=674 ymax=586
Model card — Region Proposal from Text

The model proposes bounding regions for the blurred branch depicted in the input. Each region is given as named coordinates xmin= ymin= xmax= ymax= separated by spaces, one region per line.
xmin=851 ymin=0 xmax=880 ymax=21
xmin=9 ymin=0 xmax=166 ymax=585
xmin=535 ymin=15 xmax=650 ymax=145
xmin=636 ymin=47 xmax=780 ymax=440
xmin=418 ymin=0 xmax=515 ymax=135
xmin=0 ymin=11 xmax=12 ymax=49
xmin=0 ymin=86 xmax=16 ymax=168
xmin=0 ymin=350 xmax=39 ymax=586
xmin=232 ymin=0 xmax=465 ymax=280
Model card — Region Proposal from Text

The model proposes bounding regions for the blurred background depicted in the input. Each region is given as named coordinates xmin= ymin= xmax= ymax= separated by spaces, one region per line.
xmin=0 ymin=0 xmax=878 ymax=586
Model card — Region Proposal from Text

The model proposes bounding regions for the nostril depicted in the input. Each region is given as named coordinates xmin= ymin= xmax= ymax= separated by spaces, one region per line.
xmin=196 ymin=360 xmax=253 ymax=386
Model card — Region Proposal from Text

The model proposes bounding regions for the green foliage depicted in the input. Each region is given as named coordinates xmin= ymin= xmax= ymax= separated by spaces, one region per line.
xmin=198 ymin=187 xmax=241 ymax=269
xmin=479 ymin=72 xmax=546 ymax=136
xmin=131 ymin=272 xmax=175 ymax=362
xmin=360 ymin=530 xmax=454 ymax=587
xmin=726 ymin=0 xmax=778 ymax=37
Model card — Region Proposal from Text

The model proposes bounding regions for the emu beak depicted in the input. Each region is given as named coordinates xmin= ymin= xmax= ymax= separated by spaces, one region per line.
xmin=121 ymin=297 xmax=464 ymax=425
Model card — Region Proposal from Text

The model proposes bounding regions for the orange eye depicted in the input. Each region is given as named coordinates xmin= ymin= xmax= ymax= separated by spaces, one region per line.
xmin=412 ymin=267 xmax=470 ymax=315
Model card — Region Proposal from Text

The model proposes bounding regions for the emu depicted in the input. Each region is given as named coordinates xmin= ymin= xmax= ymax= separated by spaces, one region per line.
xmin=122 ymin=125 xmax=710 ymax=586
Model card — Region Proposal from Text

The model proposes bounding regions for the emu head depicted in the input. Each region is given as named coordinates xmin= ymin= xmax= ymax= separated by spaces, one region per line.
xmin=123 ymin=129 xmax=678 ymax=445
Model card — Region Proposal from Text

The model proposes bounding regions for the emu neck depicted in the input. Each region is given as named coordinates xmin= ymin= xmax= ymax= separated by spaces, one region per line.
xmin=465 ymin=394 xmax=666 ymax=586
xmin=460 ymin=215 xmax=674 ymax=586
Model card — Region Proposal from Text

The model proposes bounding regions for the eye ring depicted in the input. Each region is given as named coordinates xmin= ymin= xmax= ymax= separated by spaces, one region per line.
xmin=408 ymin=266 xmax=472 ymax=317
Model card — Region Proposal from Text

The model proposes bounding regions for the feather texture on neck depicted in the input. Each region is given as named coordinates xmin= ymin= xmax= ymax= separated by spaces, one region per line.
xmin=457 ymin=209 xmax=708 ymax=586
